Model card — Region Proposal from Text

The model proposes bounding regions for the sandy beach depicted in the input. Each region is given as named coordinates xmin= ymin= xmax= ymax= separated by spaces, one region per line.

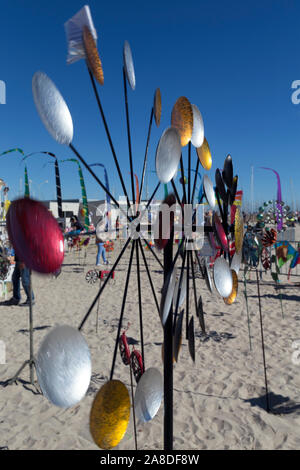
xmin=0 ymin=237 xmax=300 ymax=451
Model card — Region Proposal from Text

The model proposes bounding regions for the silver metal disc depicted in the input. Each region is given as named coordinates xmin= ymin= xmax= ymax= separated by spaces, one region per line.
xmin=230 ymin=250 xmax=242 ymax=274
xmin=173 ymin=270 xmax=187 ymax=309
xmin=32 ymin=71 xmax=74 ymax=146
xmin=155 ymin=127 xmax=181 ymax=184
xmin=160 ymin=266 xmax=177 ymax=326
xmin=213 ymin=258 xmax=233 ymax=298
xmin=134 ymin=367 xmax=163 ymax=423
xmin=123 ymin=40 xmax=136 ymax=90
xmin=191 ymin=104 xmax=204 ymax=148
xmin=204 ymin=258 xmax=213 ymax=293
xmin=203 ymin=175 xmax=215 ymax=210
xmin=36 ymin=324 xmax=92 ymax=408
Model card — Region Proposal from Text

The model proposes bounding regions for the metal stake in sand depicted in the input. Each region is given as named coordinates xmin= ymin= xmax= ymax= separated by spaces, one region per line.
xmin=5 ymin=270 xmax=35 ymax=386
xmin=256 ymin=269 xmax=271 ymax=413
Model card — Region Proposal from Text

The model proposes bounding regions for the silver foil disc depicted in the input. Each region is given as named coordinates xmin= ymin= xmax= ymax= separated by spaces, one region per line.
xmin=203 ymin=175 xmax=215 ymax=210
xmin=173 ymin=270 xmax=187 ymax=309
xmin=230 ymin=250 xmax=242 ymax=274
xmin=213 ymin=258 xmax=233 ymax=298
xmin=36 ymin=325 xmax=92 ymax=408
xmin=155 ymin=127 xmax=181 ymax=184
xmin=204 ymin=258 xmax=213 ymax=293
xmin=123 ymin=40 xmax=136 ymax=90
xmin=134 ymin=367 xmax=163 ymax=423
xmin=191 ymin=104 xmax=204 ymax=148
xmin=32 ymin=71 xmax=74 ymax=145
xmin=160 ymin=267 xmax=177 ymax=326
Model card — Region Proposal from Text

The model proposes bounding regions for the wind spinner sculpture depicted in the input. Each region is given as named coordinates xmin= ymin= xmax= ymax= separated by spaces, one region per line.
xmin=5 ymin=5 xmax=248 ymax=451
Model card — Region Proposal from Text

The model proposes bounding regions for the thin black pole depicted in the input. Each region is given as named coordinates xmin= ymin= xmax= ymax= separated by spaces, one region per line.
xmin=189 ymin=250 xmax=198 ymax=318
xmin=188 ymin=142 xmax=191 ymax=204
xmin=191 ymin=158 xmax=200 ymax=206
xmin=129 ymin=363 xmax=138 ymax=450
xmin=173 ymin=245 xmax=187 ymax=334
xmin=163 ymin=231 xmax=174 ymax=451
xmin=78 ymin=237 xmax=131 ymax=331
xmin=139 ymin=107 xmax=154 ymax=202
xmin=29 ymin=270 xmax=34 ymax=384
xmin=141 ymin=236 xmax=164 ymax=270
xmin=186 ymin=245 xmax=190 ymax=340
xmin=138 ymin=239 xmax=160 ymax=315
xmin=110 ymin=242 xmax=135 ymax=381
xmin=179 ymin=156 xmax=187 ymax=204
xmin=123 ymin=67 xmax=136 ymax=206
xmin=256 ymin=269 xmax=270 ymax=413
xmin=87 ymin=66 xmax=131 ymax=209
xmin=135 ymin=240 xmax=145 ymax=369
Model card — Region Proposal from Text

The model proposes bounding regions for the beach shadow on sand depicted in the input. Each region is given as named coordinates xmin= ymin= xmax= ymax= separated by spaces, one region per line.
xmin=249 ymin=293 xmax=300 ymax=302
xmin=244 ymin=392 xmax=300 ymax=415
xmin=0 ymin=378 xmax=42 ymax=396
xmin=17 ymin=325 xmax=51 ymax=335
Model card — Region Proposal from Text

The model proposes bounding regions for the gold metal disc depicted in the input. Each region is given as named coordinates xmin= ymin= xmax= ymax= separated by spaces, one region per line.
xmin=234 ymin=207 xmax=244 ymax=254
xmin=223 ymin=270 xmax=238 ymax=305
xmin=90 ymin=380 xmax=130 ymax=449
xmin=154 ymin=88 xmax=162 ymax=127
xmin=171 ymin=96 xmax=193 ymax=147
xmin=196 ymin=137 xmax=212 ymax=170
xmin=83 ymin=26 xmax=104 ymax=86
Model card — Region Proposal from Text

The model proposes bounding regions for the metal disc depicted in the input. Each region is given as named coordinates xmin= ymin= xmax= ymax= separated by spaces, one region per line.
xmin=215 ymin=169 xmax=227 ymax=202
xmin=203 ymin=175 xmax=215 ymax=210
xmin=204 ymin=258 xmax=213 ymax=293
xmin=174 ymin=310 xmax=184 ymax=362
xmin=196 ymin=137 xmax=212 ymax=170
xmin=90 ymin=380 xmax=130 ymax=449
xmin=213 ymin=212 xmax=228 ymax=252
xmin=197 ymin=296 xmax=206 ymax=334
xmin=160 ymin=266 xmax=177 ymax=326
xmin=36 ymin=325 xmax=91 ymax=408
xmin=134 ymin=367 xmax=163 ymax=423
xmin=173 ymin=270 xmax=187 ymax=309
xmin=32 ymin=71 xmax=73 ymax=145
xmin=223 ymin=269 xmax=238 ymax=305
xmin=230 ymin=250 xmax=242 ymax=274
xmin=191 ymin=104 xmax=204 ymax=148
xmin=155 ymin=127 xmax=181 ymax=183
xmin=123 ymin=40 xmax=135 ymax=90
xmin=229 ymin=175 xmax=238 ymax=205
xmin=154 ymin=88 xmax=162 ymax=127
xmin=8 ymin=198 xmax=64 ymax=274
xmin=234 ymin=207 xmax=244 ymax=254
xmin=213 ymin=258 xmax=233 ymax=298
xmin=171 ymin=97 xmax=193 ymax=147
xmin=188 ymin=317 xmax=195 ymax=362
xmin=83 ymin=26 xmax=104 ymax=85
xmin=222 ymin=155 xmax=233 ymax=188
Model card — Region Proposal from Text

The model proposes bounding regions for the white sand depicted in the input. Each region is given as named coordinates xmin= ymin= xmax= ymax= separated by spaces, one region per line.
xmin=1 ymin=240 xmax=300 ymax=450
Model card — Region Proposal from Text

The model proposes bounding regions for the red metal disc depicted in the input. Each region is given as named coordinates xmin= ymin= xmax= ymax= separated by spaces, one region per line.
xmin=213 ymin=213 xmax=228 ymax=252
xmin=7 ymin=198 xmax=64 ymax=274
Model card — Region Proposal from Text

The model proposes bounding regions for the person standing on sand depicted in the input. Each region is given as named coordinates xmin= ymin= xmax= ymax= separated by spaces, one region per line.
xmin=95 ymin=233 xmax=109 ymax=266
xmin=5 ymin=253 xmax=35 ymax=306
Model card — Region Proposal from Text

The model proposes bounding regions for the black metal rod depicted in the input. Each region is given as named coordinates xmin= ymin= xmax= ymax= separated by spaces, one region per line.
xmin=173 ymin=245 xmax=187 ymax=333
xmin=138 ymin=238 xmax=160 ymax=315
xmin=191 ymin=158 xmax=200 ymax=206
xmin=139 ymin=107 xmax=154 ymax=202
xmin=256 ymin=269 xmax=270 ymax=413
xmin=29 ymin=270 xmax=34 ymax=384
xmin=123 ymin=67 xmax=136 ymax=206
xmin=189 ymin=250 xmax=198 ymax=319
xmin=87 ymin=66 xmax=131 ymax=209
xmin=129 ymin=363 xmax=138 ymax=450
xmin=78 ymin=237 xmax=131 ymax=331
xmin=141 ymin=236 xmax=164 ymax=270
xmin=188 ymin=142 xmax=191 ymax=204
xmin=110 ymin=242 xmax=135 ymax=381
xmin=179 ymin=156 xmax=187 ymax=204
xmin=186 ymin=245 xmax=190 ymax=340
xmin=163 ymin=231 xmax=174 ymax=451
xmin=135 ymin=240 xmax=145 ymax=369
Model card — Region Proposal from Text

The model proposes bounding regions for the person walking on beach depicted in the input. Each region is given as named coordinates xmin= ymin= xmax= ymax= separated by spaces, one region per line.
xmin=96 ymin=233 xmax=109 ymax=266
xmin=6 ymin=254 xmax=35 ymax=306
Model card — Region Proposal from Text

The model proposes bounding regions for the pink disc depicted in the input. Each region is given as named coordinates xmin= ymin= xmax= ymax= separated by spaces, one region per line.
xmin=7 ymin=198 xmax=64 ymax=274
xmin=213 ymin=213 xmax=228 ymax=252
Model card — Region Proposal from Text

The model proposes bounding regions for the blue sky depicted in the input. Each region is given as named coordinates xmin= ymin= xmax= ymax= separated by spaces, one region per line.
xmin=0 ymin=0 xmax=299 ymax=209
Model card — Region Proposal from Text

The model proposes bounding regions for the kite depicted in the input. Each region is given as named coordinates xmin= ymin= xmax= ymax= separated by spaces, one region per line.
xmin=259 ymin=167 xmax=283 ymax=231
